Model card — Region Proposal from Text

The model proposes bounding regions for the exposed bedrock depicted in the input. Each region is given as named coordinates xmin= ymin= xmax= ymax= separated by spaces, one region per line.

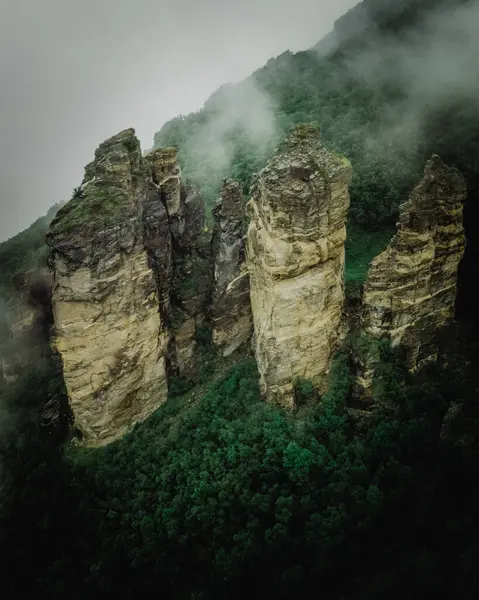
xmin=246 ymin=124 xmax=352 ymax=408
xmin=357 ymin=154 xmax=467 ymax=400
xmin=147 ymin=147 xmax=209 ymax=377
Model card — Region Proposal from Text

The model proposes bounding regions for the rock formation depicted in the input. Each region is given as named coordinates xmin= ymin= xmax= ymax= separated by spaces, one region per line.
xmin=357 ymin=154 xmax=467 ymax=399
xmin=246 ymin=124 xmax=352 ymax=407
xmin=146 ymin=148 xmax=209 ymax=376
xmin=211 ymin=179 xmax=252 ymax=356
xmin=47 ymin=129 xmax=169 ymax=446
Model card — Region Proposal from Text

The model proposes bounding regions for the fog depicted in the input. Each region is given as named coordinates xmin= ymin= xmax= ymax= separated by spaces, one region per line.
xmin=0 ymin=0 xmax=356 ymax=241
xmin=337 ymin=0 xmax=479 ymax=156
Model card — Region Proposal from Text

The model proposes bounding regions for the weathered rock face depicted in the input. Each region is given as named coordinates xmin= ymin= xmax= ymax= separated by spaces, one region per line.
xmin=358 ymin=155 xmax=467 ymax=399
xmin=246 ymin=124 xmax=352 ymax=407
xmin=211 ymin=179 xmax=252 ymax=356
xmin=47 ymin=129 xmax=169 ymax=446
xmin=168 ymin=185 xmax=209 ymax=376
xmin=146 ymin=147 xmax=209 ymax=377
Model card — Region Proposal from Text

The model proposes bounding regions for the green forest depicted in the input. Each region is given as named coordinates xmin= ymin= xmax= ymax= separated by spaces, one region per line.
xmin=1 ymin=0 xmax=479 ymax=598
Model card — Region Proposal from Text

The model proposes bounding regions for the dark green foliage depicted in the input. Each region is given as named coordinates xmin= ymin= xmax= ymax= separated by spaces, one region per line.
xmin=293 ymin=377 xmax=316 ymax=406
xmin=0 ymin=356 xmax=71 ymax=597
xmin=2 ymin=1 xmax=479 ymax=599
xmin=2 ymin=340 xmax=479 ymax=599
xmin=0 ymin=204 xmax=58 ymax=295
xmin=345 ymin=225 xmax=394 ymax=294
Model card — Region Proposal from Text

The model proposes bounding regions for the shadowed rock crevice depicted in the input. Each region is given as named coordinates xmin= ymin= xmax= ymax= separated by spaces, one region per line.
xmin=47 ymin=130 xmax=169 ymax=446
xmin=210 ymin=179 xmax=252 ymax=356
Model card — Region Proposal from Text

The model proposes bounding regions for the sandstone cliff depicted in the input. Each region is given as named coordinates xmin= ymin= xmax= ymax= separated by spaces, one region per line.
xmin=357 ymin=154 xmax=467 ymax=399
xmin=211 ymin=179 xmax=252 ymax=356
xmin=246 ymin=124 xmax=352 ymax=407
xmin=47 ymin=129 xmax=169 ymax=446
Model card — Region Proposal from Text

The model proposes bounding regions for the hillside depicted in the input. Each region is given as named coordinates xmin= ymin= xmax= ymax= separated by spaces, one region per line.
xmin=154 ymin=0 xmax=479 ymax=303
xmin=0 ymin=203 xmax=59 ymax=294
xmin=1 ymin=0 xmax=479 ymax=598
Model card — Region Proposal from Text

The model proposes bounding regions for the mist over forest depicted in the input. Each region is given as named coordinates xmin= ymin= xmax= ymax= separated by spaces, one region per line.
xmin=1 ymin=1 xmax=479 ymax=599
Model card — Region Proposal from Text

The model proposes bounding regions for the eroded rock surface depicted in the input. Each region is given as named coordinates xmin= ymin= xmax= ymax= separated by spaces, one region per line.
xmin=211 ymin=179 xmax=252 ymax=356
xmin=358 ymin=155 xmax=467 ymax=399
xmin=47 ymin=129 xmax=169 ymax=446
xmin=246 ymin=124 xmax=352 ymax=407
xmin=147 ymin=147 xmax=208 ymax=377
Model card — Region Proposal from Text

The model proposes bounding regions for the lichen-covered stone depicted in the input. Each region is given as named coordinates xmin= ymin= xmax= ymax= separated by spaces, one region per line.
xmin=358 ymin=155 xmax=467 ymax=399
xmin=246 ymin=124 xmax=352 ymax=407
xmin=47 ymin=129 xmax=169 ymax=446
xmin=211 ymin=179 xmax=252 ymax=356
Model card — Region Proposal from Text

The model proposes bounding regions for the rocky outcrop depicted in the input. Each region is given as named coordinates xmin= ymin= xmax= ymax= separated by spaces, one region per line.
xmin=147 ymin=148 xmax=209 ymax=376
xmin=357 ymin=155 xmax=467 ymax=399
xmin=47 ymin=129 xmax=169 ymax=446
xmin=246 ymin=124 xmax=352 ymax=407
xmin=144 ymin=150 xmax=174 ymax=325
xmin=211 ymin=179 xmax=252 ymax=356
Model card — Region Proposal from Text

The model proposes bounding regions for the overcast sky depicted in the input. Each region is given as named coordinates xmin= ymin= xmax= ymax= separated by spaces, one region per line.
xmin=0 ymin=0 xmax=356 ymax=241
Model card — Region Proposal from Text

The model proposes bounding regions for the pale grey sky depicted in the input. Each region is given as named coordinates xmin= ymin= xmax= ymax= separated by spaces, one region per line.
xmin=0 ymin=0 xmax=357 ymax=241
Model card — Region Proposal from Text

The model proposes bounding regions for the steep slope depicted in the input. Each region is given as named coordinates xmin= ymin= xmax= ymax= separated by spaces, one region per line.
xmin=246 ymin=124 xmax=352 ymax=407
xmin=357 ymin=155 xmax=467 ymax=398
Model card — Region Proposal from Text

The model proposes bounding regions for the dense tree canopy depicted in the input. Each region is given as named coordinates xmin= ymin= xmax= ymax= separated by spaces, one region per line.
xmin=1 ymin=1 xmax=479 ymax=599
xmin=1 ymin=329 xmax=479 ymax=599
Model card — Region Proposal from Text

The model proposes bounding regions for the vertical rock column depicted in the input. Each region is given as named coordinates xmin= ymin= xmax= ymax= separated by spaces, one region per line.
xmin=47 ymin=129 xmax=169 ymax=446
xmin=246 ymin=124 xmax=352 ymax=408
xmin=358 ymin=155 xmax=467 ymax=399
xmin=148 ymin=147 xmax=208 ymax=377
xmin=143 ymin=148 xmax=176 ymax=325
xmin=211 ymin=179 xmax=252 ymax=356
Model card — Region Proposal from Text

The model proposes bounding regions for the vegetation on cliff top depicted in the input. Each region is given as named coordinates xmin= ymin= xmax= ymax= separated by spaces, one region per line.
xmin=1 ymin=1 xmax=479 ymax=599
xmin=49 ymin=130 xmax=143 ymax=237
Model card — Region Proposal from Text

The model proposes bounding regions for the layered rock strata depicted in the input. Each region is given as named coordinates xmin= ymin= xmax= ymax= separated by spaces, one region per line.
xmin=47 ymin=129 xmax=169 ymax=446
xmin=246 ymin=124 xmax=352 ymax=407
xmin=211 ymin=179 xmax=252 ymax=356
xmin=357 ymin=154 xmax=467 ymax=399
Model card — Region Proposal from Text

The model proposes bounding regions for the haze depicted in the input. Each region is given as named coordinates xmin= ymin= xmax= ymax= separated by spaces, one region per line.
xmin=0 ymin=0 xmax=356 ymax=241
